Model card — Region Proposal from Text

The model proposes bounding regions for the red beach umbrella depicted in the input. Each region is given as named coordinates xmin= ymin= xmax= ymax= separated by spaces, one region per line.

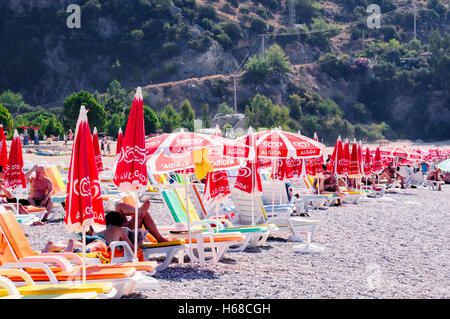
xmin=343 ymin=141 xmax=350 ymax=176
xmin=203 ymin=170 xmax=230 ymax=204
xmin=364 ymin=147 xmax=373 ymax=176
xmin=64 ymin=106 xmax=105 ymax=282
xmin=3 ymin=130 xmax=26 ymax=191
xmin=0 ymin=125 xmax=8 ymax=169
xmin=372 ymin=147 xmax=384 ymax=173
xmin=116 ymin=127 xmax=123 ymax=155
xmin=348 ymin=141 xmax=360 ymax=177
xmin=92 ymin=127 xmax=103 ymax=173
xmin=113 ymin=87 xmax=148 ymax=260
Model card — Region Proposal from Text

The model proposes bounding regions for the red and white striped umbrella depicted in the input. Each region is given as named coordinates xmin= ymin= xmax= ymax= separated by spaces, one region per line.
xmin=372 ymin=147 xmax=384 ymax=173
xmin=238 ymin=128 xmax=324 ymax=159
xmin=342 ymin=141 xmax=350 ymax=176
xmin=348 ymin=141 xmax=361 ymax=177
xmin=65 ymin=106 xmax=105 ymax=234
xmin=363 ymin=147 xmax=373 ymax=176
xmin=3 ymin=130 xmax=26 ymax=191
xmin=64 ymin=105 xmax=105 ymax=282
xmin=116 ymin=127 xmax=123 ymax=155
xmin=327 ymin=136 xmax=346 ymax=176
xmin=305 ymin=132 xmax=324 ymax=176
xmin=114 ymin=87 xmax=148 ymax=192
xmin=379 ymin=146 xmax=423 ymax=161
xmin=92 ymin=127 xmax=103 ymax=173
xmin=0 ymin=125 xmax=8 ymax=169
xmin=203 ymin=170 xmax=230 ymax=204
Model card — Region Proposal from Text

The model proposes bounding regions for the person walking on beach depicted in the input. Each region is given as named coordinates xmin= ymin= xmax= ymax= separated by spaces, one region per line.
xmin=107 ymin=142 xmax=111 ymax=155
xmin=101 ymin=140 xmax=105 ymax=155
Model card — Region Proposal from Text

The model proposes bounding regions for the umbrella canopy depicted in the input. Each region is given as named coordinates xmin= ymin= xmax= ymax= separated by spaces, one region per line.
xmin=363 ymin=147 xmax=373 ymax=176
xmin=372 ymin=147 xmax=384 ymax=173
xmin=348 ymin=141 xmax=361 ymax=177
xmin=3 ymin=130 xmax=26 ymax=191
xmin=0 ymin=125 xmax=7 ymax=169
xmin=114 ymin=87 xmax=148 ymax=192
xmin=358 ymin=141 xmax=364 ymax=175
xmin=379 ymin=146 xmax=423 ymax=161
xmin=342 ymin=141 xmax=350 ymax=176
xmin=234 ymin=128 xmax=262 ymax=195
xmin=65 ymin=106 xmax=105 ymax=234
xmin=272 ymin=158 xmax=298 ymax=181
xmin=305 ymin=132 xmax=324 ymax=176
xmin=203 ymin=170 xmax=231 ymax=204
xmin=238 ymin=128 xmax=324 ymax=159
xmin=437 ymin=159 xmax=450 ymax=172
xmin=92 ymin=127 xmax=103 ymax=173
xmin=116 ymin=127 xmax=123 ymax=155
xmin=146 ymin=131 xmax=253 ymax=159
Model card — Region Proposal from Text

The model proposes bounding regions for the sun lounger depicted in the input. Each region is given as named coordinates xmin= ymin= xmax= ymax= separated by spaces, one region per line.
xmin=161 ymin=189 xmax=246 ymax=262
xmin=170 ymin=187 xmax=271 ymax=252
xmin=230 ymin=188 xmax=322 ymax=244
xmin=0 ymin=209 xmax=158 ymax=296
xmin=0 ymin=270 xmax=113 ymax=299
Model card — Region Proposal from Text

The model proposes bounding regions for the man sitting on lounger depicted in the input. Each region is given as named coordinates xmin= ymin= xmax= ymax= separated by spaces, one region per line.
xmin=313 ymin=166 xmax=344 ymax=201
xmin=379 ymin=163 xmax=406 ymax=189
xmin=115 ymin=199 xmax=168 ymax=243
xmin=426 ymin=168 xmax=444 ymax=191
xmin=25 ymin=165 xmax=54 ymax=222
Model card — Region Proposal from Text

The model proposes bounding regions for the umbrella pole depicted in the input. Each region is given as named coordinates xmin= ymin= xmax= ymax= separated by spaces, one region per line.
xmin=82 ymin=228 xmax=86 ymax=284
xmin=272 ymin=159 xmax=276 ymax=218
xmin=134 ymin=191 xmax=139 ymax=262
xmin=184 ymin=171 xmax=193 ymax=266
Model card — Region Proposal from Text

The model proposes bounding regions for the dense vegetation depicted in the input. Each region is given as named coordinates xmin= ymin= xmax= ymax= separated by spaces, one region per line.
xmin=0 ymin=0 xmax=448 ymax=143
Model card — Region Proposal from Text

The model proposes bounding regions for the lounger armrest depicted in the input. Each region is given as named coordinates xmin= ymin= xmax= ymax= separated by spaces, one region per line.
xmin=39 ymin=252 xmax=84 ymax=266
xmin=203 ymin=218 xmax=234 ymax=228
xmin=0 ymin=269 xmax=35 ymax=285
xmin=109 ymin=241 xmax=135 ymax=263
xmin=0 ymin=276 xmax=21 ymax=296
xmin=0 ymin=262 xmax=59 ymax=284
xmin=191 ymin=221 xmax=215 ymax=234
xmin=19 ymin=256 xmax=75 ymax=273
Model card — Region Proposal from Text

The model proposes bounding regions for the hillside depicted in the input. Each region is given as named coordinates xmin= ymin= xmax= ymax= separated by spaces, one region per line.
xmin=0 ymin=0 xmax=449 ymax=143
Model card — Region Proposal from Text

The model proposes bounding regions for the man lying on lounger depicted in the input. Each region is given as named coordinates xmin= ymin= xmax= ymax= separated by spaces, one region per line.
xmin=115 ymin=199 xmax=168 ymax=243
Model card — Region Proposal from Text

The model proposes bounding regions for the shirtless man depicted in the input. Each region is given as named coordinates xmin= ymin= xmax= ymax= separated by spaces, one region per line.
xmin=26 ymin=165 xmax=54 ymax=222
xmin=426 ymin=168 xmax=444 ymax=191
xmin=115 ymin=199 xmax=168 ymax=243
xmin=313 ymin=169 xmax=344 ymax=199
xmin=379 ymin=163 xmax=406 ymax=189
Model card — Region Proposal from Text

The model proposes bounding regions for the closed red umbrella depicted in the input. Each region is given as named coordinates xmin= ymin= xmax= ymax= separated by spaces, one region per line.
xmin=326 ymin=138 xmax=339 ymax=173
xmin=372 ymin=147 xmax=384 ymax=173
xmin=116 ymin=127 xmax=123 ymax=155
xmin=306 ymin=132 xmax=324 ymax=176
xmin=65 ymin=106 xmax=105 ymax=282
xmin=3 ymin=129 xmax=26 ymax=191
xmin=114 ymin=87 xmax=148 ymax=260
xmin=203 ymin=170 xmax=230 ymax=204
xmin=348 ymin=141 xmax=360 ymax=177
xmin=92 ymin=127 xmax=103 ymax=173
xmin=0 ymin=125 xmax=7 ymax=169
xmin=364 ymin=147 xmax=373 ymax=176
xmin=234 ymin=128 xmax=262 ymax=225
xmin=342 ymin=141 xmax=350 ymax=176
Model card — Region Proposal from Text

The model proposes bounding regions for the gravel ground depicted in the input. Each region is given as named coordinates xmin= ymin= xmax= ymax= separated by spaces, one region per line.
xmin=25 ymin=185 xmax=450 ymax=299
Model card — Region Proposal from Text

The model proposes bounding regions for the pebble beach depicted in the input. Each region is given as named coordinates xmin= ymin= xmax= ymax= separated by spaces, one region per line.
xmin=14 ymin=140 xmax=450 ymax=299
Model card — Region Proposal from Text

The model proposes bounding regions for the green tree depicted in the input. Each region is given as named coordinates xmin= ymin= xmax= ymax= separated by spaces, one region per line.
xmin=242 ymin=55 xmax=270 ymax=83
xmin=0 ymin=90 xmax=30 ymax=114
xmin=201 ymin=104 xmax=211 ymax=128
xmin=63 ymin=91 xmax=107 ymax=132
xmin=265 ymin=44 xmax=291 ymax=74
xmin=180 ymin=99 xmax=195 ymax=131
xmin=245 ymin=94 xmax=290 ymax=130
xmin=287 ymin=94 xmax=304 ymax=121
xmin=218 ymin=102 xmax=234 ymax=115
xmin=0 ymin=103 xmax=13 ymax=135
xmin=105 ymin=113 xmax=125 ymax=137
xmin=159 ymin=104 xmax=182 ymax=133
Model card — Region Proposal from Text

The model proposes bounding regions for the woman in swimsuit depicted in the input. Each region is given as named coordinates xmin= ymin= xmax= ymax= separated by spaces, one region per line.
xmin=42 ymin=211 xmax=136 ymax=253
